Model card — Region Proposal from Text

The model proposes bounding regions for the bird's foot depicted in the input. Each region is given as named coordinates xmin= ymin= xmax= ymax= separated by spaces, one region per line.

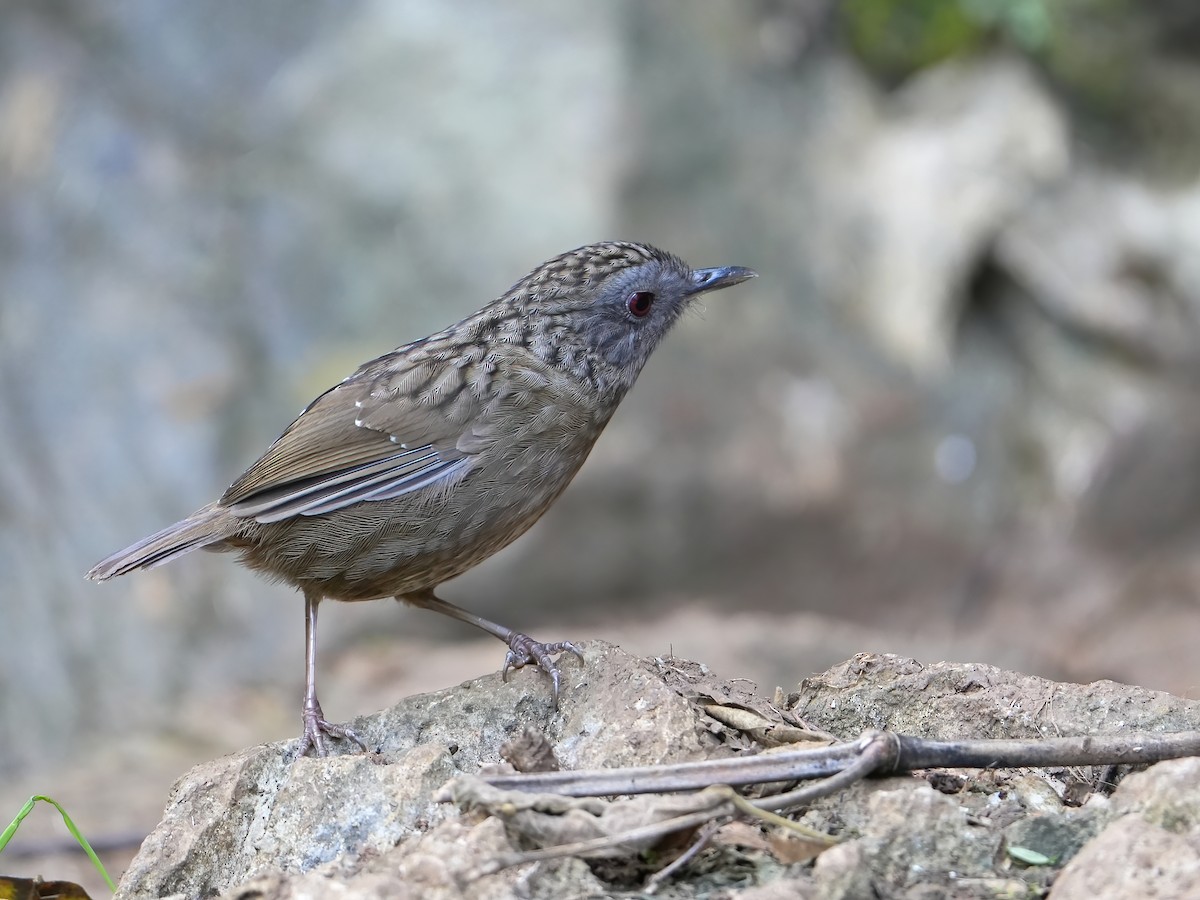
xmin=299 ymin=705 xmax=368 ymax=757
xmin=501 ymin=634 xmax=585 ymax=708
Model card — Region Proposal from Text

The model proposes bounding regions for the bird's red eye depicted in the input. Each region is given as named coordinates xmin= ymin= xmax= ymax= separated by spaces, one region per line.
xmin=627 ymin=291 xmax=655 ymax=318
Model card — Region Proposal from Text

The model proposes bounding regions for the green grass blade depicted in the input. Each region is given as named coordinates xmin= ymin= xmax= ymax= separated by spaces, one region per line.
xmin=0 ymin=795 xmax=117 ymax=893
xmin=0 ymin=796 xmax=38 ymax=852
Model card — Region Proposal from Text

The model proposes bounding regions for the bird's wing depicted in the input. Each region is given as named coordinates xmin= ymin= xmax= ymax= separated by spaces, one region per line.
xmin=222 ymin=351 xmax=484 ymax=523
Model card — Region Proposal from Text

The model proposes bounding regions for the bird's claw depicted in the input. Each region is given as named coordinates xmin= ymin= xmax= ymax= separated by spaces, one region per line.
xmin=299 ymin=708 xmax=368 ymax=757
xmin=501 ymin=634 xmax=584 ymax=708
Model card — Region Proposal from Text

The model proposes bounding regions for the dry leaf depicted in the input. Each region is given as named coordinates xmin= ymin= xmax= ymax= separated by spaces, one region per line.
xmin=0 ymin=876 xmax=93 ymax=900
xmin=768 ymin=833 xmax=829 ymax=864
xmin=712 ymin=821 xmax=773 ymax=853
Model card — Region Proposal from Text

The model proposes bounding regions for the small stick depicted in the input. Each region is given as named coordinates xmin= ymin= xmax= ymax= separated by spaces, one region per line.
xmin=480 ymin=729 xmax=1200 ymax=799
xmin=643 ymin=820 xmax=722 ymax=894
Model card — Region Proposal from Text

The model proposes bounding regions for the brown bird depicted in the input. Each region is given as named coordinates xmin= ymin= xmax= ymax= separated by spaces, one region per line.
xmin=86 ymin=241 xmax=756 ymax=755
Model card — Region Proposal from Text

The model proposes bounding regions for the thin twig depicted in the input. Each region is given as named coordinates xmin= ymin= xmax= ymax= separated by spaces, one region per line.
xmin=481 ymin=740 xmax=861 ymax=796
xmin=753 ymin=730 xmax=898 ymax=813
xmin=475 ymin=805 xmax=731 ymax=877
xmin=480 ymin=729 xmax=1200 ymax=800
xmin=643 ymin=819 xmax=722 ymax=894
xmin=892 ymin=730 xmax=1200 ymax=771
xmin=468 ymin=729 xmax=1200 ymax=878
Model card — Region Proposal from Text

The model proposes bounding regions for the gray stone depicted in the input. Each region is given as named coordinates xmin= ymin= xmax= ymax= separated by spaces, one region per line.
xmin=112 ymin=647 xmax=1200 ymax=899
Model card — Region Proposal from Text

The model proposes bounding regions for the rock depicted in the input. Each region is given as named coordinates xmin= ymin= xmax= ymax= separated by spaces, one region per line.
xmin=1078 ymin=409 xmax=1200 ymax=552
xmin=114 ymin=642 xmax=715 ymax=898
xmin=113 ymin=646 xmax=1200 ymax=899
xmin=1051 ymin=759 xmax=1200 ymax=899
xmin=1052 ymin=817 xmax=1200 ymax=900
xmin=983 ymin=168 xmax=1200 ymax=521
xmin=812 ymin=782 xmax=1003 ymax=898
xmin=790 ymin=653 xmax=1200 ymax=740
xmin=818 ymin=56 xmax=1069 ymax=374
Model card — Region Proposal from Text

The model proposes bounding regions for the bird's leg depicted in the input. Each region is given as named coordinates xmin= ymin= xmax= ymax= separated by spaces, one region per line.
xmin=299 ymin=590 xmax=367 ymax=756
xmin=400 ymin=588 xmax=583 ymax=708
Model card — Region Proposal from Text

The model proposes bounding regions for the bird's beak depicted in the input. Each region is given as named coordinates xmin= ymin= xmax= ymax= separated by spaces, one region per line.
xmin=687 ymin=265 xmax=758 ymax=296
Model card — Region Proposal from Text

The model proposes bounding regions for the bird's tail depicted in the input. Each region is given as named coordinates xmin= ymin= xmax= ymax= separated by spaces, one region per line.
xmin=86 ymin=503 xmax=234 ymax=581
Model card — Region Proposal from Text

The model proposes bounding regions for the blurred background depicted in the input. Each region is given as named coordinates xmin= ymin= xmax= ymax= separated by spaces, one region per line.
xmin=4 ymin=0 xmax=1200 ymax=889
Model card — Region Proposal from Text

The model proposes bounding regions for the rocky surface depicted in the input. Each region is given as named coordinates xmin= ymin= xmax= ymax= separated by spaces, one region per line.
xmin=111 ymin=643 xmax=1200 ymax=899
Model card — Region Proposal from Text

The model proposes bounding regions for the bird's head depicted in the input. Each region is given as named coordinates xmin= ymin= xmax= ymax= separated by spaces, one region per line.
xmin=514 ymin=241 xmax=756 ymax=395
